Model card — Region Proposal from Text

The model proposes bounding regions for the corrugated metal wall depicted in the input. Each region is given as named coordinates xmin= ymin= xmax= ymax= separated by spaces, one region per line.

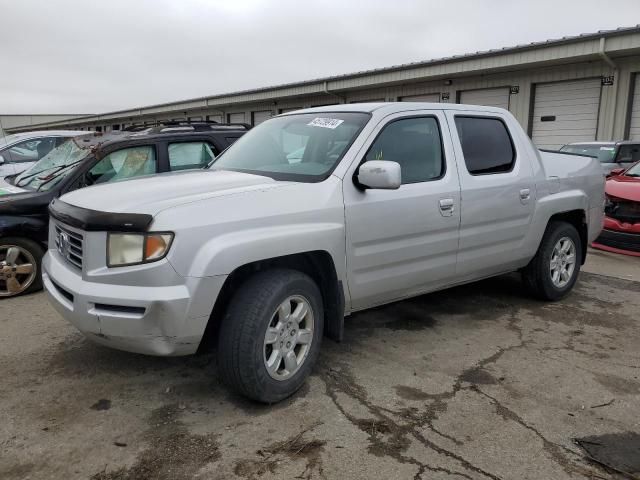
xmin=7 ymin=55 xmax=640 ymax=147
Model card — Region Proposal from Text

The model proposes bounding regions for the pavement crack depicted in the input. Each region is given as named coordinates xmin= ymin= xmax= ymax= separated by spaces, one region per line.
xmin=322 ymin=365 xmax=500 ymax=480
xmin=472 ymin=386 xmax=586 ymax=477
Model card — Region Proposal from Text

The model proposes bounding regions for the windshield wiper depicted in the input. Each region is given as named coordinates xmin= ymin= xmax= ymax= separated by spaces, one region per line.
xmin=17 ymin=159 xmax=84 ymax=188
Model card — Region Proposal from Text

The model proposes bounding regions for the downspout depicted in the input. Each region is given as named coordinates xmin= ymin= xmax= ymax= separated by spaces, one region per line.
xmin=323 ymin=81 xmax=345 ymax=103
xmin=599 ymin=37 xmax=619 ymax=139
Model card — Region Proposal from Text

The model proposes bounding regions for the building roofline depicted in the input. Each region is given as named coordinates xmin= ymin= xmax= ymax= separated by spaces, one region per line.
xmin=9 ymin=24 xmax=640 ymax=130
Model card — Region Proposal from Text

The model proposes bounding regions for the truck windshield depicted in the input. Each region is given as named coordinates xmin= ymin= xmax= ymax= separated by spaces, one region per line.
xmin=560 ymin=144 xmax=617 ymax=163
xmin=210 ymin=112 xmax=370 ymax=181
xmin=13 ymin=138 xmax=90 ymax=191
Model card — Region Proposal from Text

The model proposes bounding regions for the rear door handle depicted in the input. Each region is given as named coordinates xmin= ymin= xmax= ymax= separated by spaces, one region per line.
xmin=439 ymin=198 xmax=455 ymax=217
xmin=519 ymin=188 xmax=531 ymax=203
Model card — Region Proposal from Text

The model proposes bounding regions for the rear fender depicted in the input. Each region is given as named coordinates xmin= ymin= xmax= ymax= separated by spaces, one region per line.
xmin=524 ymin=190 xmax=589 ymax=258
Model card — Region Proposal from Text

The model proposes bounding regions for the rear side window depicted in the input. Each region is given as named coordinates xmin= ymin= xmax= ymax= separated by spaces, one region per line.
xmin=365 ymin=117 xmax=444 ymax=184
xmin=616 ymin=144 xmax=640 ymax=164
xmin=168 ymin=142 xmax=216 ymax=171
xmin=454 ymin=116 xmax=515 ymax=175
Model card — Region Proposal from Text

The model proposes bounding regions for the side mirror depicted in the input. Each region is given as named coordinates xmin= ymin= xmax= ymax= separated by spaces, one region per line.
xmin=357 ymin=160 xmax=401 ymax=190
xmin=609 ymin=167 xmax=624 ymax=177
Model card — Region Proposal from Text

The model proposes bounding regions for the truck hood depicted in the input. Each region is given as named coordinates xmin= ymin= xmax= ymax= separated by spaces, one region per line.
xmin=606 ymin=174 xmax=640 ymax=202
xmin=60 ymin=169 xmax=288 ymax=216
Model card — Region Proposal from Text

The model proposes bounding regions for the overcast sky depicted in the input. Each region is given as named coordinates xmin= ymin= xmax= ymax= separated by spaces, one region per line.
xmin=1 ymin=0 xmax=639 ymax=114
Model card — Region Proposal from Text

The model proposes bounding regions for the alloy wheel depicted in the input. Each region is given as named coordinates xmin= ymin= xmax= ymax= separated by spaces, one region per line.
xmin=0 ymin=245 xmax=37 ymax=297
xmin=263 ymin=295 xmax=315 ymax=381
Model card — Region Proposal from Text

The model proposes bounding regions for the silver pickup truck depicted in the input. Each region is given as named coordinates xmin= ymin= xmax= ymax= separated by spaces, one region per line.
xmin=43 ymin=103 xmax=605 ymax=403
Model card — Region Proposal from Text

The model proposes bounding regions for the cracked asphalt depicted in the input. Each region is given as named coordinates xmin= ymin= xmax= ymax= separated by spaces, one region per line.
xmin=1 ymin=250 xmax=639 ymax=480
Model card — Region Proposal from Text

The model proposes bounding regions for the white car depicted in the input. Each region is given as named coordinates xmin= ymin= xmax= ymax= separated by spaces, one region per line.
xmin=0 ymin=130 xmax=84 ymax=181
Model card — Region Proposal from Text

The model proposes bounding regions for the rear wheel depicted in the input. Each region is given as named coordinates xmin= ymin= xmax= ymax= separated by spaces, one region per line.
xmin=217 ymin=269 xmax=323 ymax=403
xmin=0 ymin=237 xmax=44 ymax=298
xmin=522 ymin=221 xmax=582 ymax=301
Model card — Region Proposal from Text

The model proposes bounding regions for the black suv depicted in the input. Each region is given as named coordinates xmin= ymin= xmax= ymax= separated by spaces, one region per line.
xmin=0 ymin=121 xmax=249 ymax=298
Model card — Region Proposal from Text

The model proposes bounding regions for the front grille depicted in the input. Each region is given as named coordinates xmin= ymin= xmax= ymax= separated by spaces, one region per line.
xmin=595 ymin=229 xmax=640 ymax=253
xmin=54 ymin=224 xmax=84 ymax=269
xmin=606 ymin=200 xmax=640 ymax=224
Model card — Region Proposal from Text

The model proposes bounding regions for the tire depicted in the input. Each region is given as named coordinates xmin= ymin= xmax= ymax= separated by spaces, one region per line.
xmin=0 ymin=237 xmax=44 ymax=298
xmin=522 ymin=221 xmax=582 ymax=301
xmin=217 ymin=269 xmax=324 ymax=403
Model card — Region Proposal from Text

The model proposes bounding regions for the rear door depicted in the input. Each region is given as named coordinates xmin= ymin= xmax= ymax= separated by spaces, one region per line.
xmin=445 ymin=111 xmax=534 ymax=280
xmin=344 ymin=110 xmax=461 ymax=310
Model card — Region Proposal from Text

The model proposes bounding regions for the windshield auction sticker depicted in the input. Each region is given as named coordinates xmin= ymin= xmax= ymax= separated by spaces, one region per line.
xmin=307 ymin=118 xmax=344 ymax=129
xmin=0 ymin=186 xmax=26 ymax=195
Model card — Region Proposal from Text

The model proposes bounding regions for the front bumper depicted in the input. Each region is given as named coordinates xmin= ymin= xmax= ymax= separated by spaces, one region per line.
xmin=592 ymin=216 xmax=640 ymax=257
xmin=42 ymin=250 xmax=226 ymax=356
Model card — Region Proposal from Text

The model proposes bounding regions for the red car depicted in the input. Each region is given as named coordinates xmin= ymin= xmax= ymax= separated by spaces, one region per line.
xmin=593 ymin=160 xmax=640 ymax=256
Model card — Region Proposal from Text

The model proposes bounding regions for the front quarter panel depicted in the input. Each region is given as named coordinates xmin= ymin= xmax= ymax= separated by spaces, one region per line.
xmin=153 ymin=177 xmax=348 ymax=285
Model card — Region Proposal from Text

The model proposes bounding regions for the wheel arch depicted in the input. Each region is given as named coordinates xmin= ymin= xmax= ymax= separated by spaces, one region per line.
xmin=199 ymin=250 xmax=345 ymax=352
xmin=547 ymin=209 xmax=588 ymax=264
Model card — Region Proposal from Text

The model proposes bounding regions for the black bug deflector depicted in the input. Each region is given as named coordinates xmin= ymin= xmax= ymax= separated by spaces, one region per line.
xmin=49 ymin=198 xmax=153 ymax=232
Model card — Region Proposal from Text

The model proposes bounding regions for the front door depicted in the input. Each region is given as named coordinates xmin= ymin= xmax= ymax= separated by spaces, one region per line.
xmin=343 ymin=111 xmax=461 ymax=310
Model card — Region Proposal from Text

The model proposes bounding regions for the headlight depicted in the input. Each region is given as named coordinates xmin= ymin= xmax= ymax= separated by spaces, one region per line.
xmin=107 ymin=232 xmax=173 ymax=267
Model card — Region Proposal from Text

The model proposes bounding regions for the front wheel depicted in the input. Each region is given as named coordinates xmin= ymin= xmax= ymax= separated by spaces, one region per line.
xmin=217 ymin=269 xmax=324 ymax=403
xmin=0 ymin=237 xmax=44 ymax=298
xmin=522 ymin=221 xmax=582 ymax=301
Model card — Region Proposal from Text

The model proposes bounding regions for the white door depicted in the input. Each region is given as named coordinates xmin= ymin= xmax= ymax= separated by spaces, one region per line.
xmin=400 ymin=94 xmax=440 ymax=103
xmin=531 ymin=78 xmax=602 ymax=149
xmin=349 ymin=99 xmax=385 ymax=104
xmin=629 ymin=74 xmax=640 ymax=140
xmin=252 ymin=110 xmax=273 ymax=125
xmin=228 ymin=112 xmax=246 ymax=124
xmin=459 ymin=88 xmax=510 ymax=110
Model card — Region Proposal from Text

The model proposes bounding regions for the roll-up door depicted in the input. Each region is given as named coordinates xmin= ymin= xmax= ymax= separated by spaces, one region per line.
xmin=227 ymin=112 xmax=246 ymax=124
xmin=459 ymin=88 xmax=510 ymax=110
xmin=531 ymin=78 xmax=602 ymax=149
xmin=349 ymin=99 xmax=385 ymax=104
xmin=252 ymin=110 xmax=273 ymax=125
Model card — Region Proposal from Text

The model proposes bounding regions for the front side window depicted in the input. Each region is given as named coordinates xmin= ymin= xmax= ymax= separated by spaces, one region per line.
xmin=168 ymin=142 xmax=216 ymax=171
xmin=85 ymin=146 xmax=156 ymax=186
xmin=211 ymin=112 xmax=370 ymax=181
xmin=4 ymin=137 xmax=58 ymax=163
xmin=364 ymin=117 xmax=444 ymax=184
xmin=454 ymin=116 xmax=515 ymax=175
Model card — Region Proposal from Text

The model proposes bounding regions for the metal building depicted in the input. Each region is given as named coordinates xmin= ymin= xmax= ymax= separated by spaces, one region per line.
xmin=4 ymin=26 xmax=640 ymax=149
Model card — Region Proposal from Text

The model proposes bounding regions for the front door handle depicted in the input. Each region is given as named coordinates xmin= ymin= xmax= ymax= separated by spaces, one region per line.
xmin=439 ymin=198 xmax=455 ymax=217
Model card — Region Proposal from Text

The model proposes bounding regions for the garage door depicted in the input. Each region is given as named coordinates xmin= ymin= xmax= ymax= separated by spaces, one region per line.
xmin=459 ymin=88 xmax=510 ymax=110
xmin=252 ymin=110 xmax=273 ymax=125
xmin=629 ymin=74 xmax=640 ymax=140
xmin=228 ymin=112 xmax=245 ymax=124
xmin=531 ymin=78 xmax=602 ymax=149
xmin=349 ymin=99 xmax=385 ymax=103
xmin=399 ymin=94 xmax=440 ymax=103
